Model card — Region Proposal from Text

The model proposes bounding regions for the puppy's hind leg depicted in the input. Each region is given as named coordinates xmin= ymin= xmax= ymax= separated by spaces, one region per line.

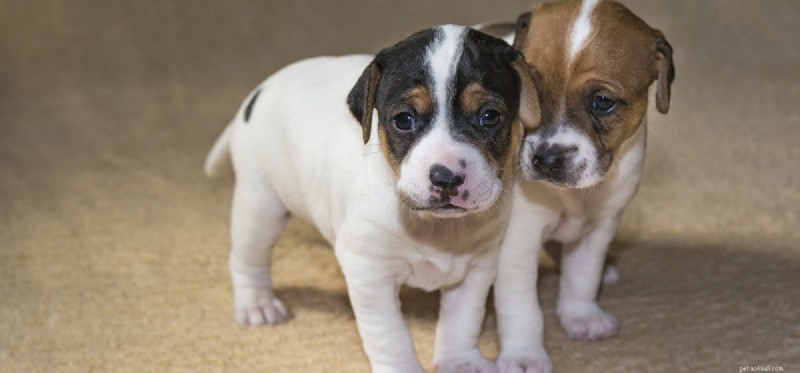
xmin=229 ymin=180 xmax=290 ymax=326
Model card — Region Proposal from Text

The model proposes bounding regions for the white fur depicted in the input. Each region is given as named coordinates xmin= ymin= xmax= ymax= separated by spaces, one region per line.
xmin=568 ymin=0 xmax=600 ymax=62
xmin=398 ymin=123 xmax=502 ymax=214
xmin=495 ymin=122 xmax=646 ymax=372
xmin=501 ymin=32 xmax=515 ymax=46
xmin=521 ymin=126 xmax=603 ymax=188
xmin=428 ymin=25 xmax=465 ymax=120
xmin=207 ymin=26 xmax=510 ymax=372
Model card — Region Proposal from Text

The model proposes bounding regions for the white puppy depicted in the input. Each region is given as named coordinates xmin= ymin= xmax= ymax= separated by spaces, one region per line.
xmin=205 ymin=25 xmax=539 ymax=372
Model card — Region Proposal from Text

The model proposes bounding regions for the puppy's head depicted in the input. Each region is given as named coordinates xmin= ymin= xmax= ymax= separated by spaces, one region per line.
xmin=514 ymin=0 xmax=675 ymax=188
xmin=348 ymin=25 xmax=539 ymax=218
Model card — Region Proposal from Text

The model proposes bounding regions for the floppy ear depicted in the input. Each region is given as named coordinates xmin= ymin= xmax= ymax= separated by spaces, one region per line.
xmin=512 ymin=11 xmax=532 ymax=51
xmin=654 ymin=35 xmax=675 ymax=114
xmin=347 ymin=62 xmax=381 ymax=144
xmin=512 ymin=56 xmax=541 ymax=129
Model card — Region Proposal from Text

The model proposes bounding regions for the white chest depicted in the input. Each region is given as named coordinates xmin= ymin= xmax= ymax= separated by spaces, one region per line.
xmin=404 ymin=254 xmax=470 ymax=292
xmin=549 ymin=214 xmax=595 ymax=243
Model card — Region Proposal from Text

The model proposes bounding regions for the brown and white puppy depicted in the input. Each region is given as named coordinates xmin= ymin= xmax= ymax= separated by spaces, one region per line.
xmin=479 ymin=1 xmax=674 ymax=371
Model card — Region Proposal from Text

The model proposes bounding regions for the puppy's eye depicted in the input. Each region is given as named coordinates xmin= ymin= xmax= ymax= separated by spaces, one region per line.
xmin=480 ymin=109 xmax=502 ymax=128
xmin=392 ymin=112 xmax=416 ymax=131
xmin=591 ymin=94 xmax=617 ymax=115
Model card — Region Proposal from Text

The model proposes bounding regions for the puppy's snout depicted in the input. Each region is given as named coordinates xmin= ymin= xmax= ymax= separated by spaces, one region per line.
xmin=532 ymin=146 xmax=572 ymax=175
xmin=429 ymin=164 xmax=464 ymax=191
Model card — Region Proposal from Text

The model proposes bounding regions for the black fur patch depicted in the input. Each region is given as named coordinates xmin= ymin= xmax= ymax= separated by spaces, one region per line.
xmin=243 ymin=89 xmax=262 ymax=123
xmin=347 ymin=28 xmax=438 ymax=164
xmin=450 ymin=29 xmax=523 ymax=166
xmin=347 ymin=27 xmax=523 ymax=170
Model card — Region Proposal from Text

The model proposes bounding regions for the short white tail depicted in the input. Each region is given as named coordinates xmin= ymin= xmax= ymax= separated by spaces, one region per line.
xmin=204 ymin=123 xmax=234 ymax=178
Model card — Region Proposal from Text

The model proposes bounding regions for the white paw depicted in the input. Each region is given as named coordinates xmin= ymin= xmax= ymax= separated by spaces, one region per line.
xmin=558 ymin=305 xmax=618 ymax=341
xmin=497 ymin=349 xmax=552 ymax=373
xmin=233 ymin=287 xmax=290 ymax=326
xmin=437 ymin=354 xmax=498 ymax=373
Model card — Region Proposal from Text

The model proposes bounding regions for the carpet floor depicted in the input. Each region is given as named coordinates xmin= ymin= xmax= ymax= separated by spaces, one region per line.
xmin=1 ymin=1 xmax=798 ymax=372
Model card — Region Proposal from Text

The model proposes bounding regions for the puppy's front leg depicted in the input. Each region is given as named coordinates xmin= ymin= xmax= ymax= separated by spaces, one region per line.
xmin=494 ymin=212 xmax=552 ymax=373
xmin=557 ymin=217 xmax=620 ymax=341
xmin=336 ymin=246 xmax=424 ymax=373
xmin=433 ymin=255 xmax=498 ymax=373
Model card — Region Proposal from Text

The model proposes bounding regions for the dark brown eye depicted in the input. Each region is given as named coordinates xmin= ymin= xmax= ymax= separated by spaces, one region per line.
xmin=392 ymin=112 xmax=416 ymax=131
xmin=480 ymin=109 xmax=502 ymax=128
xmin=591 ymin=94 xmax=616 ymax=115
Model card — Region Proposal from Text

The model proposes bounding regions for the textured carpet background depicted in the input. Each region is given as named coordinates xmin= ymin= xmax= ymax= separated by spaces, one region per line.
xmin=1 ymin=1 xmax=799 ymax=372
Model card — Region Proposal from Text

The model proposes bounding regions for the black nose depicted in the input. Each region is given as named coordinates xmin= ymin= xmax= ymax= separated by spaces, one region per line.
xmin=532 ymin=148 xmax=566 ymax=175
xmin=429 ymin=164 xmax=464 ymax=190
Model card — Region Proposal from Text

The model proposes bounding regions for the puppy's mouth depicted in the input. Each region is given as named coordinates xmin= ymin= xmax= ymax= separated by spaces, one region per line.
xmin=417 ymin=204 xmax=469 ymax=218
xmin=400 ymin=198 xmax=471 ymax=218
xmin=415 ymin=203 xmax=466 ymax=212
xmin=521 ymin=141 xmax=611 ymax=189
xmin=523 ymin=166 xmax=606 ymax=189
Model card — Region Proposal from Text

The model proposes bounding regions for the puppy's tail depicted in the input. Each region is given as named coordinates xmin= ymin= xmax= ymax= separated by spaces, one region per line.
xmin=204 ymin=122 xmax=234 ymax=178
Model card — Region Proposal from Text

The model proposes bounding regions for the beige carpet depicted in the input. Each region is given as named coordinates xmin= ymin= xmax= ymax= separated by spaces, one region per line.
xmin=1 ymin=1 xmax=799 ymax=372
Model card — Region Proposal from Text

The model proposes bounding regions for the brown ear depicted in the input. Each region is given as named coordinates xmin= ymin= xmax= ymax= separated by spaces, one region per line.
xmin=512 ymin=56 xmax=541 ymax=129
xmin=512 ymin=11 xmax=532 ymax=51
xmin=347 ymin=62 xmax=381 ymax=144
xmin=654 ymin=36 xmax=675 ymax=114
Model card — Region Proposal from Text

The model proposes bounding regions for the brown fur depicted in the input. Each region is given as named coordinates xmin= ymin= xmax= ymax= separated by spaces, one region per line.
xmin=377 ymin=125 xmax=400 ymax=175
xmin=360 ymin=64 xmax=381 ymax=144
xmin=463 ymin=64 xmax=537 ymax=178
xmin=517 ymin=0 xmax=674 ymax=155
xmin=512 ymin=57 xmax=542 ymax=129
xmin=461 ymin=83 xmax=491 ymax=114
xmin=405 ymin=86 xmax=434 ymax=116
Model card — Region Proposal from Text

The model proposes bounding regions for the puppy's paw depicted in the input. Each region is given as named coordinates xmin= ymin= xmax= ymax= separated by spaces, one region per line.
xmin=436 ymin=353 xmax=497 ymax=373
xmin=558 ymin=304 xmax=618 ymax=341
xmin=233 ymin=287 xmax=291 ymax=326
xmin=497 ymin=349 xmax=552 ymax=373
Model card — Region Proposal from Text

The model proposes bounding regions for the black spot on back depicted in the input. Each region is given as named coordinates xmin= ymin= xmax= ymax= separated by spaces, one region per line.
xmin=243 ymin=88 xmax=262 ymax=123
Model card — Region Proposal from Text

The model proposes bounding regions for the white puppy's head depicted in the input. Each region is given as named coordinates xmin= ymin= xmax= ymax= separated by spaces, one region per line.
xmin=348 ymin=25 xmax=539 ymax=218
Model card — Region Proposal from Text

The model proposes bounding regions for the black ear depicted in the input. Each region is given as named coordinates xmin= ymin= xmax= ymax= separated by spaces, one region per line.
xmin=654 ymin=36 xmax=675 ymax=114
xmin=347 ymin=62 xmax=381 ymax=144
xmin=512 ymin=11 xmax=532 ymax=50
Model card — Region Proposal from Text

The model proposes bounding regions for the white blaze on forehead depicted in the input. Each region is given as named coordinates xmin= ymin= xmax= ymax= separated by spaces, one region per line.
xmin=568 ymin=0 xmax=600 ymax=62
xmin=426 ymin=25 xmax=466 ymax=129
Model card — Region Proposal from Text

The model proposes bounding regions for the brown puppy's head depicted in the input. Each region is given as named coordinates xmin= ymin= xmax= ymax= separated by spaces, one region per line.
xmin=348 ymin=25 xmax=540 ymax=218
xmin=515 ymin=0 xmax=674 ymax=188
